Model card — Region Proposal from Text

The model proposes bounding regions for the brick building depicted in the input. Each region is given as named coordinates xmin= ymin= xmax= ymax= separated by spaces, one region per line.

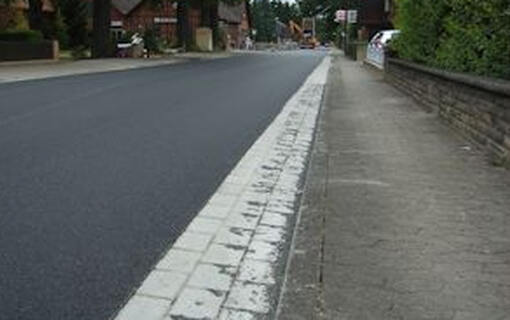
xmin=110 ymin=0 xmax=201 ymax=45
xmin=218 ymin=0 xmax=251 ymax=49
xmin=109 ymin=0 xmax=250 ymax=49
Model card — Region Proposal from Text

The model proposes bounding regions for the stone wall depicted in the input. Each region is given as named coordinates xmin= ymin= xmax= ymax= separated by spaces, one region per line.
xmin=386 ymin=58 xmax=510 ymax=166
xmin=0 ymin=40 xmax=58 ymax=61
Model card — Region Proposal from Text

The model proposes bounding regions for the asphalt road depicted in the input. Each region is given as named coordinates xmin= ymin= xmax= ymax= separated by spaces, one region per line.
xmin=0 ymin=51 xmax=325 ymax=320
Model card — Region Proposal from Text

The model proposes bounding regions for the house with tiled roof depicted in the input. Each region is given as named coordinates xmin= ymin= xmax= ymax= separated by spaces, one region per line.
xmin=110 ymin=0 xmax=199 ymax=45
xmin=109 ymin=0 xmax=250 ymax=49
xmin=218 ymin=0 xmax=250 ymax=49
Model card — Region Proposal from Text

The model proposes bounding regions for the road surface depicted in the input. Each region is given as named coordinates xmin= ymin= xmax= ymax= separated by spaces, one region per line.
xmin=0 ymin=52 xmax=325 ymax=320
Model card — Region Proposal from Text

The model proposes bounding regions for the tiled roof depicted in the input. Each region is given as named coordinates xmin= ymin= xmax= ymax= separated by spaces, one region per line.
xmin=111 ymin=0 xmax=247 ymax=23
xmin=112 ymin=0 xmax=143 ymax=15
xmin=218 ymin=1 xmax=245 ymax=24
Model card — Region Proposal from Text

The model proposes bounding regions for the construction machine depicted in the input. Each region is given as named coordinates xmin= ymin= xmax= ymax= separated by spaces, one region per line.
xmin=289 ymin=19 xmax=319 ymax=49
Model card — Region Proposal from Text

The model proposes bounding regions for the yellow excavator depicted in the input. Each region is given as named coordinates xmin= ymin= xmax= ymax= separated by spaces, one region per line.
xmin=289 ymin=19 xmax=319 ymax=49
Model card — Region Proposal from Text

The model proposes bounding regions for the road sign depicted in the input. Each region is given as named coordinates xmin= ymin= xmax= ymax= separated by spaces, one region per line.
xmin=335 ymin=10 xmax=346 ymax=22
xmin=347 ymin=10 xmax=358 ymax=23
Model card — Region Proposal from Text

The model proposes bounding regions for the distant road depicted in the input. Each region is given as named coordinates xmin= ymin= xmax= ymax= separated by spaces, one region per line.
xmin=0 ymin=51 xmax=325 ymax=320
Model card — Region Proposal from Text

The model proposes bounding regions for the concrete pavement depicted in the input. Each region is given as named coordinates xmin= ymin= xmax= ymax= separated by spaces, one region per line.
xmin=278 ymin=52 xmax=510 ymax=319
xmin=0 ymin=58 xmax=183 ymax=83
xmin=0 ymin=52 xmax=231 ymax=84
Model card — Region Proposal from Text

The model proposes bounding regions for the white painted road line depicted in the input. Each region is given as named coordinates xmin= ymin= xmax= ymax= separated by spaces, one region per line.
xmin=113 ymin=55 xmax=331 ymax=320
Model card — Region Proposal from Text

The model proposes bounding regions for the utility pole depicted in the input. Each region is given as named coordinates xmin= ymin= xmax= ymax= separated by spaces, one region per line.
xmin=344 ymin=0 xmax=351 ymax=52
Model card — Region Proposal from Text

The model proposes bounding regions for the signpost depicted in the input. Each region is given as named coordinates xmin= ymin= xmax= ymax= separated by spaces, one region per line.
xmin=335 ymin=9 xmax=358 ymax=54
xmin=335 ymin=10 xmax=346 ymax=23
xmin=335 ymin=10 xmax=357 ymax=24
xmin=347 ymin=10 xmax=358 ymax=24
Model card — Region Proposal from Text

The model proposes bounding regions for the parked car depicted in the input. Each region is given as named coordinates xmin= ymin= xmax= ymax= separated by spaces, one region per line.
xmin=366 ymin=29 xmax=400 ymax=69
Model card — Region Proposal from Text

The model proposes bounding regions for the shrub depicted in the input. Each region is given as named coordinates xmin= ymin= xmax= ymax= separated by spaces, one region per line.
xmin=392 ymin=0 xmax=510 ymax=79
xmin=435 ymin=0 xmax=510 ymax=79
xmin=392 ymin=0 xmax=449 ymax=64
xmin=0 ymin=29 xmax=44 ymax=42
xmin=143 ymin=28 xmax=162 ymax=53
xmin=71 ymin=45 xmax=88 ymax=59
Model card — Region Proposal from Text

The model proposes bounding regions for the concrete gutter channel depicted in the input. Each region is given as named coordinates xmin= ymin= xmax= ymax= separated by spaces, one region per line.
xmin=276 ymin=54 xmax=336 ymax=320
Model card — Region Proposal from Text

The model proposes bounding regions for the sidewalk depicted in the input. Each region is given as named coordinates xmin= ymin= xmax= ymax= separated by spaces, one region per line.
xmin=0 ymin=58 xmax=182 ymax=83
xmin=278 ymin=52 xmax=510 ymax=319
xmin=0 ymin=52 xmax=231 ymax=84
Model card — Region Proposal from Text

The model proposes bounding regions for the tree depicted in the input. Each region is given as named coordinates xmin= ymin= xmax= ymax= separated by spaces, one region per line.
xmin=92 ymin=0 xmax=112 ymax=58
xmin=27 ymin=0 xmax=44 ymax=31
xmin=0 ymin=0 xmax=44 ymax=33
xmin=297 ymin=0 xmax=350 ymax=43
xmin=60 ymin=0 xmax=88 ymax=49
xmin=176 ymin=0 xmax=192 ymax=49
xmin=1 ymin=0 xmax=54 ymax=37
xmin=251 ymin=0 xmax=275 ymax=42
xmin=48 ymin=8 xmax=68 ymax=46
xmin=0 ymin=0 xmax=30 ymax=30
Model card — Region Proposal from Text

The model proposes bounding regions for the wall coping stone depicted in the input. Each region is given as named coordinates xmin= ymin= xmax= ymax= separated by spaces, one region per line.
xmin=387 ymin=58 xmax=510 ymax=99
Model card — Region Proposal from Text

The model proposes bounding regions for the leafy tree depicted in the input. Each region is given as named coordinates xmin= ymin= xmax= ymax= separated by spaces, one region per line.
xmin=27 ymin=0 xmax=44 ymax=32
xmin=59 ymin=0 xmax=88 ymax=49
xmin=0 ymin=1 xmax=29 ymax=30
xmin=296 ymin=0 xmax=354 ymax=43
xmin=176 ymin=0 xmax=191 ymax=49
xmin=270 ymin=1 xmax=300 ymax=24
xmin=0 ymin=0 xmax=43 ymax=32
xmin=251 ymin=0 xmax=275 ymax=42
xmin=48 ymin=8 xmax=68 ymax=46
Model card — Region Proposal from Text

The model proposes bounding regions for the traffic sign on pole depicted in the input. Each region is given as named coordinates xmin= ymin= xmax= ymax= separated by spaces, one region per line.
xmin=347 ymin=10 xmax=358 ymax=23
xmin=335 ymin=10 xmax=346 ymax=22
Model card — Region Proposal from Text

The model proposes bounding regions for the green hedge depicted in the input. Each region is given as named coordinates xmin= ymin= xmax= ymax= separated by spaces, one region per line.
xmin=393 ymin=0 xmax=510 ymax=80
xmin=0 ymin=29 xmax=44 ymax=42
